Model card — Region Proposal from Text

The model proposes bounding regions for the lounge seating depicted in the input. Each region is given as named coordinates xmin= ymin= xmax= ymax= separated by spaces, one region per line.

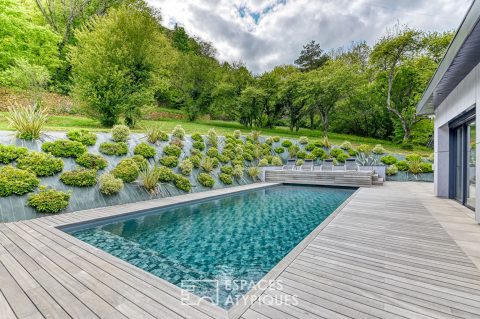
xmin=345 ymin=158 xmax=359 ymax=171
xmin=282 ymin=159 xmax=296 ymax=170
xmin=321 ymin=159 xmax=334 ymax=171
xmin=300 ymin=159 xmax=314 ymax=171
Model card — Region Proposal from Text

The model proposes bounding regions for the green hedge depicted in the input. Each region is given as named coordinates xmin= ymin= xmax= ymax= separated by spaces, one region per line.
xmin=0 ymin=166 xmax=39 ymax=196
xmin=28 ymin=186 xmax=70 ymax=213
xmin=0 ymin=145 xmax=28 ymax=164
xmin=76 ymin=153 xmax=108 ymax=170
xmin=60 ymin=169 xmax=97 ymax=187
xmin=17 ymin=152 xmax=64 ymax=176
xmin=99 ymin=142 xmax=128 ymax=156
xmin=42 ymin=139 xmax=87 ymax=158
xmin=111 ymin=159 xmax=139 ymax=183
xmin=66 ymin=129 xmax=97 ymax=146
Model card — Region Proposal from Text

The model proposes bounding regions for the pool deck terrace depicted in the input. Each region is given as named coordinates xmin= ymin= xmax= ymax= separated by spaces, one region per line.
xmin=1 ymin=182 xmax=480 ymax=318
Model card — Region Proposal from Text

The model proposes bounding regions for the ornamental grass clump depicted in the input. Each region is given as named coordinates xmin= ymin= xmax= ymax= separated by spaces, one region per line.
xmin=138 ymin=163 xmax=160 ymax=194
xmin=232 ymin=165 xmax=244 ymax=178
xmin=0 ymin=166 xmax=39 ymax=196
xmin=17 ymin=152 xmax=64 ymax=176
xmin=6 ymin=103 xmax=48 ymax=140
xmin=76 ymin=153 xmax=108 ymax=170
xmin=28 ymin=186 xmax=70 ymax=214
xmin=201 ymin=156 xmax=215 ymax=173
xmin=198 ymin=173 xmax=214 ymax=187
xmin=111 ymin=125 xmax=130 ymax=142
xmin=99 ymin=142 xmax=128 ymax=156
xmin=98 ymin=173 xmax=124 ymax=195
xmin=247 ymin=166 xmax=260 ymax=181
xmin=134 ymin=142 xmax=156 ymax=158
xmin=146 ymin=126 xmax=168 ymax=143
xmin=207 ymin=128 xmax=218 ymax=147
xmin=66 ymin=129 xmax=97 ymax=146
xmin=340 ymin=141 xmax=352 ymax=150
xmin=174 ymin=175 xmax=191 ymax=192
xmin=0 ymin=145 xmax=28 ymax=164
xmin=111 ymin=159 xmax=139 ymax=183
xmin=42 ymin=139 xmax=87 ymax=158
xmin=60 ymin=168 xmax=97 ymax=187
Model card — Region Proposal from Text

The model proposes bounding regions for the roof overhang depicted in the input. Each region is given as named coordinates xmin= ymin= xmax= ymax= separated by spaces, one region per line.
xmin=417 ymin=0 xmax=480 ymax=115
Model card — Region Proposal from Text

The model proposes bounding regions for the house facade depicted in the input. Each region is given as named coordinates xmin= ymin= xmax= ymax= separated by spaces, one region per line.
xmin=417 ymin=0 xmax=480 ymax=218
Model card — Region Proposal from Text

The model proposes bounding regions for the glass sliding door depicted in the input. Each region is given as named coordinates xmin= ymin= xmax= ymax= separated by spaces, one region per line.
xmin=467 ymin=122 xmax=476 ymax=208
xmin=454 ymin=126 xmax=464 ymax=202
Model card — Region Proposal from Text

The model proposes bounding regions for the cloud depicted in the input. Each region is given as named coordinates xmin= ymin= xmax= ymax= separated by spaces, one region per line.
xmin=147 ymin=0 xmax=472 ymax=74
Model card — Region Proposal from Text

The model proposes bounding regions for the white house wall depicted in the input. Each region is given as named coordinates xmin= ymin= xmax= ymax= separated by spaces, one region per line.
xmin=434 ymin=62 xmax=480 ymax=221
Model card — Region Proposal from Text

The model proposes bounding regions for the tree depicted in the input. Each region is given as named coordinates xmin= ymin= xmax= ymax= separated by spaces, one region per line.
xmin=238 ymin=85 xmax=266 ymax=127
xmin=278 ymin=71 xmax=306 ymax=131
xmin=70 ymin=4 xmax=175 ymax=127
xmin=294 ymin=40 xmax=329 ymax=72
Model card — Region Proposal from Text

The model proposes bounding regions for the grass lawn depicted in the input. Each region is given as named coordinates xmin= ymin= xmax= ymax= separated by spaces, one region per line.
xmin=0 ymin=112 xmax=431 ymax=155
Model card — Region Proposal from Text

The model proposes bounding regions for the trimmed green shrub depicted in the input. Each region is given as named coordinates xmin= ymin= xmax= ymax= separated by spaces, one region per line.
xmin=17 ymin=152 xmax=64 ymax=176
xmin=156 ymin=166 xmax=175 ymax=182
xmin=67 ymin=129 xmax=97 ymax=146
xmin=232 ymin=156 xmax=244 ymax=167
xmin=0 ymin=145 xmax=28 ymax=164
xmin=111 ymin=125 xmax=130 ymax=142
xmin=329 ymin=148 xmax=344 ymax=158
xmin=207 ymin=129 xmax=218 ymax=147
xmin=297 ymin=151 xmax=307 ymax=159
xmin=76 ymin=153 xmax=108 ymax=170
xmin=396 ymin=160 xmax=409 ymax=171
xmin=232 ymin=165 xmax=244 ymax=178
xmin=272 ymin=156 xmax=283 ymax=166
xmin=179 ymin=159 xmax=193 ymax=175
xmin=340 ymin=141 xmax=352 ymax=150
xmin=42 ymin=139 xmax=87 ymax=158
xmin=387 ymin=164 xmax=398 ymax=176
xmin=259 ymin=158 xmax=268 ymax=167
xmin=99 ymin=142 xmax=128 ymax=156
xmin=111 ymin=159 xmax=139 ymax=183
xmin=312 ymin=148 xmax=327 ymax=159
xmin=146 ymin=126 xmax=168 ymax=143
xmin=381 ymin=155 xmax=397 ymax=165
xmin=281 ymin=140 xmax=292 ymax=148
xmin=288 ymin=145 xmax=299 ymax=157
xmin=356 ymin=144 xmax=372 ymax=154
xmin=243 ymin=152 xmax=253 ymax=161
xmin=219 ymin=173 xmax=233 ymax=185
xmin=274 ymin=147 xmax=285 ymax=154
xmin=272 ymin=136 xmax=280 ymax=142
xmin=170 ymin=137 xmax=184 ymax=149
xmin=305 ymin=143 xmax=315 ymax=152
xmin=372 ymin=144 xmax=386 ymax=155
xmin=172 ymin=125 xmax=185 ymax=140
xmin=296 ymin=159 xmax=304 ymax=166
xmin=190 ymin=155 xmax=201 ymax=169
xmin=221 ymin=165 xmax=233 ymax=174
xmin=265 ymin=137 xmax=273 ymax=145
xmin=99 ymin=173 xmax=124 ymax=195
xmin=206 ymin=147 xmax=219 ymax=158
xmin=348 ymin=149 xmax=358 ymax=156
xmin=234 ymin=130 xmax=242 ymax=139
xmin=28 ymin=186 xmax=70 ymax=213
xmin=191 ymin=133 xmax=203 ymax=142
xmin=0 ymin=166 xmax=39 ymax=196
xmin=163 ymin=145 xmax=181 ymax=157
xmin=198 ymin=173 xmax=214 ymax=187
xmin=336 ymin=153 xmax=350 ymax=163
xmin=134 ymin=142 xmax=156 ymax=158
xmin=420 ymin=162 xmax=433 ymax=173
xmin=159 ymin=156 xmax=179 ymax=168
xmin=192 ymin=141 xmax=205 ymax=151
xmin=130 ymin=154 xmax=148 ymax=168
xmin=60 ymin=168 xmax=97 ymax=187
xmin=217 ymin=154 xmax=229 ymax=163
xmin=406 ymin=153 xmax=422 ymax=162
xmin=299 ymin=136 xmax=308 ymax=144
xmin=174 ymin=174 xmax=191 ymax=192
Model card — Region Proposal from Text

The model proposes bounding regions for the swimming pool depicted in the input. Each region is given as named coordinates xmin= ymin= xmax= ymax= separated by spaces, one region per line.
xmin=68 ymin=185 xmax=355 ymax=309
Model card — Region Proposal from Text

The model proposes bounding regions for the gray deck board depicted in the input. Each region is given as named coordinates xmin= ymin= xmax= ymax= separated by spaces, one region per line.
xmin=1 ymin=182 xmax=480 ymax=318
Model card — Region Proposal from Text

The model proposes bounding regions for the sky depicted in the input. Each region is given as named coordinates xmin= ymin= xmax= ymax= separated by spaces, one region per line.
xmin=147 ymin=0 xmax=473 ymax=74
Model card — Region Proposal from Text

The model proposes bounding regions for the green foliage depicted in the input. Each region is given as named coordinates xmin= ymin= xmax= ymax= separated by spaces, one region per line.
xmin=27 ymin=186 xmax=70 ymax=214
xmin=5 ymin=104 xmax=49 ymax=140
xmin=408 ymin=159 xmax=423 ymax=175
xmin=99 ymin=142 xmax=128 ymax=156
xmin=191 ymin=133 xmax=203 ymax=142
xmin=130 ymin=154 xmax=148 ymax=168
xmin=219 ymin=173 xmax=233 ymax=185
xmin=201 ymin=156 xmax=215 ymax=173
xmin=294 ymin=40 xmax=329 ymax=71
xmin=174 ymin=174 xmax=191 ymax=192
xmin=232 ymin=165 xmax=244 ymax=178
xmin=192 ymin=141 xmax=205 ymax=151
xmin=206 ymin=147 xmax=219 ymax=158
xmin=197 ymin=173 xmax=215 ymax=187
xmin=296 ymin=159 xmax=304 ymax=166
xmin=221 ymin=165 xmax=233 ymax=174
xmin=172 ymin=125 xmax=185 ymax=140
xmin=111 ymin=125 xmax=130 ymax=142
xmin=138 ymin=163 xmax=160 ymax=193
xmin=259 ymin=158 xmax=268 ymax=167
xmin=17 ymin=151 xmax=64 ymax=176
xmin=70 ymin=6 xmax=173 ymax=126
xmin=274 ymin=147 xmax=285 ymax=154
xmin=190 ymin=155 xmax=202 ymax=169
xmin=247 ymin=166 xmax=260 ymax=181
xmin=163 ymin=144 xmax=181 ymax=157
xmin=265 ymin=137 xmax=273 ymax=145
xmin=298 ymin=136 xmax=309 ymax=144
xmin=322 ymin=136 xmax=331 ymax=149
xmin=356 ymin=144 xmax=372 ymax=154
xmin=146 ymin=126 xmax=168 ymax=143
xmin=396 ymin=160 xmax=409 ymax=171
xmin=329 ymin=148 xmax=345 ymax=158
xmin=336 ymin=153 xmax=350 ymax=163
xmin=99 ymin=173 xmax=124 ymax=195
xmin=207 ymin=128 xmax=218 ymax=147
xmin=75 ymin=153 xmax=108 ymax=170
xmin=296 ymin=151 xmax=307 ymax=159
xmin=372 ymin=144 xmax=386 ymax=154
xmin=67 ymin=130 xmax=97 ymax=146
xmin=387 ymin=164 xmax=399 ymax=176
xmin=134 ymin=142 xmax=156 ymax=158
xmin=272 ymin=156 xmax=283 ymax=166
xmin=428 ymin=153 xmax=434 ymax=162
xmin=156 ymin=166 xmax=175 ymax=182
xmin=0 ymin=145 xmax=28 ymax=164
xmin=420 ymin=162 xmax=433 ymax=173
xmin=281 ymin=140 xmax=292 ymax=148
xmin=381 ymin=155 xmax=398 ymax=165
xmin=340 ymin=141 xmax=352 ymax=150
xmin=42 ymin=139 xmax=87 ymax=158
xmin=159 ymin=156 xmax=179 ymax=168
xmin=305 ymin=143 xmax=315 ymax=152
xmin=234 ymin=130 xmax=242 ymax=138
xmin=0 ymin=166 xmax=39 ymax=196
xmin=111 ymin=159 xmax=139 ymax=183
xmin=406 ymin=153 xmax=422 ymax=162
xmin=179 ymin=159 xmax=193 ymax=175
xmin=60 ymin=168 xmax=97 ymax=187
xmin=312 ymin=148 xmax=327 ymax=159
xmin=272 ymin=136 xmax=280 ymax=142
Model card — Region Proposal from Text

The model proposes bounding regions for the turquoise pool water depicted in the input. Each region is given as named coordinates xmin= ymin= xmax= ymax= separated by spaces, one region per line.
xmin=69 ymin=185 xmax=354 ymax=308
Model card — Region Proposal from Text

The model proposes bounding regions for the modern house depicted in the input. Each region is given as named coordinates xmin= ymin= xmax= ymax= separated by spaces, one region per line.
xmin=417 ymin=0 xmax=480 ymax=218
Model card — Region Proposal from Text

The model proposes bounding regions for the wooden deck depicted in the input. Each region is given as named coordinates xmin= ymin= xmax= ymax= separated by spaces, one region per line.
xmin=265 ymin=169 xmax=375 ymax=187
xmin=1 ymin=182 xmax=480 ymax=318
